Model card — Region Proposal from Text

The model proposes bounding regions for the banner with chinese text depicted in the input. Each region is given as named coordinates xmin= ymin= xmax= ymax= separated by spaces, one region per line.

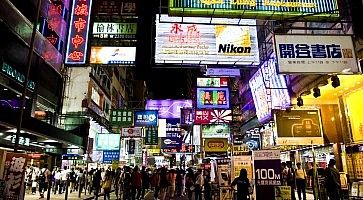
xmin=145 ymin=126 xmax=158 ymax=145
xmin=111 ymin=109 xmax=134 ymax=126
xmin=253 ymin=150 xmax=282 ymax=200
xmin=3 ymin=153 xmax=27 ymax=200
xmin=195 ymin=109 xmax=232 ymax=124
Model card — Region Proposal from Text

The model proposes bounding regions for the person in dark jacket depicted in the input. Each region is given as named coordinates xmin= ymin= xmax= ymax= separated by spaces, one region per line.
xmin=325 ymin=159 xmax=341 ymax=200
xmin=141 ymin=166 xmax=150 ymax=199
xmin=231 ymin=169 xmax=250 ymax=200
xmin=204 ymin=170 xmax=212 ymax=200
xmin=131 ymin=166 xmax=142 ymax=200
xmin=92 ymin=169 xmax=102 ymax=200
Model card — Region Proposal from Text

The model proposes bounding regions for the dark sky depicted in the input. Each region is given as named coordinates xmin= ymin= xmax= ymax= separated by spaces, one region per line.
xmin=146 ymin=68 xmax=199 ymax=99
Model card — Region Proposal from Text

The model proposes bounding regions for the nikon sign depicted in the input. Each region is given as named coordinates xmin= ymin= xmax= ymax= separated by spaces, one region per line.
xmin=155 ymin=14 xmax=259 ymax=66
xmin=169 ymin=0 xmax=339 ymax=20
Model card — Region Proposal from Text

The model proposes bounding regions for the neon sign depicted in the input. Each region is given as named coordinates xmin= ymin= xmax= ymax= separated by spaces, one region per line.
xmin=65 ymin=0 xmax=92 ymax=64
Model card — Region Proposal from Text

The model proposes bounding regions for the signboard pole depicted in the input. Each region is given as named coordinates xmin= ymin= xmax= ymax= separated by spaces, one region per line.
xmin=14 ymin=0 xmax=42 ymax=152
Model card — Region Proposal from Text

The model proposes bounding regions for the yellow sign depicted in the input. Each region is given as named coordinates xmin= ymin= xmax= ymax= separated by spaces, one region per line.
xmin=345 ymin=89 xmax=363 ymax=142
xmin=232 ymin=156 xmax=253 ymax=180
xmin=204 ymin=138 xmax=228 ymax=152
xmin=112 ymin=160 xmax=119 ymax=170
xmin=275 ymin=186 xmax=291 ymax=200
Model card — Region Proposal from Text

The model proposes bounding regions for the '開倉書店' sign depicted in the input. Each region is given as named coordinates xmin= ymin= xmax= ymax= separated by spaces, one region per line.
xmin=169 ymin=0 xmax=339 ymax=20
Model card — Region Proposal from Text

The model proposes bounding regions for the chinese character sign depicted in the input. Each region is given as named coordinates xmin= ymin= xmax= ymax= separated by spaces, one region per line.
xmin=111 ymin=109 xmax=134 ymax=126
xmin=94 ymin=0 xmax=137 ymax=15
xmin=92 ymin=22 xmax=137 ymax=39
xmin=275 ymin=35 xmax=359 ymax=74
xmin=65 ymin=0 xmax=92 ymax=64
xmin=103 ymin=150 xmax=120 ymax=164
xmin=253 ymin=150 xmax=282 ymax=200
xmin=3 ymin=153 xmax=27 ymax=200
xmin=134 ymin=110 xmax=158 ymax=127
xmin=145 ymin=126 xmax=158 ymax=145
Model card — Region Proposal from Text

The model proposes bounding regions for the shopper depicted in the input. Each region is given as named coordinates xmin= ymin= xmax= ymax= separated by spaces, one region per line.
xmin=204 ymin=170 xmax=212 ymax=200
xmin=101 ymin=171 xmax=112 ymax=200
xmin=295 ymin=163 xmax=307 ymax=200
xmin=114 ymin=167 xmax=122 ymax=200
xmin=151 ymin=168 xmax=160 ymax=200
xmin=286 ymin=161 xmax=296 ymax=200
xmin=325 ymin=159 xmax=341 ymax=200
xmin=176 ymin=169 xmax=184 ymax=197
xmin=231 ymin=169 xmax=250 ymax=200
xmin=122 ymin=167 xmax=132 ymax=200
xmin=159 ymin=167 xmax=169 ymax=200
xmin=167 ymin=169 xmax=177 ymax=199
xmin=93 ymin=169 xmax=102 ymax=200
xmin=194 ymin=169 xmax=204 ymax=200
xmin=131 ymin=166 xmax=142 ymax=200
xmin=185 ymin=168 xmax=195 ymax=200
xmin=141 ymin=166 xmax=150 ymax=199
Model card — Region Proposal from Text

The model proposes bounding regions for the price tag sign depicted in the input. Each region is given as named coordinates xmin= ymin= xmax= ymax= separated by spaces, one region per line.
xmin=254 ymin=150 xmax=282 ymax=200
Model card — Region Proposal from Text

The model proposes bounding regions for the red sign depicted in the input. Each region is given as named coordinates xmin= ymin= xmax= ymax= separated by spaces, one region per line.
xmin=65 ymin=0 xmax=92 ymax=64
xmin=162 ymin=145 xmax=194 ymax=154
xmin=194 ymin=109 xmax=232 ymax=124
xmin=3 ymin=153 xmax=28 ymax=200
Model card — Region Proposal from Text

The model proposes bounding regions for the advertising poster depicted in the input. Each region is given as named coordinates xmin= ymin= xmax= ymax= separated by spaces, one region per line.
xmin=169 ymin=0 xmax=339 ymax=20
xmin=218 ymin=164 xmax=230 ymax=187
xmin=134 ymin=110 xmax=158 ymax=127
xmin=145 ymin=99 xmax=192 ymax=119
xmin=254 ymin=150 xmax=282 ymax=200
xmin=90 ymin=47 xmax=136 ymax=65
xmin=90 ymin=151 xmax=103 ymax=163
xmin=275 ymin=35 xmax=359 ymax=74
xmin=232 ymin=156 xmax=253 ymax=180
xmin=196 ymin=88 xmax=230 ymax=109
xmin=180 ymin=108 xmax=194 ymax=125
xmin=155 ymin=15 xmax=259 ymax=65
xmin=202 ymin=124 xmax=230 ymax=138
xmin=197 ymin=77 xmax=228 ymax=87
xmin=103 ymin=150 xmax=120 ymax=164
xmin=145 ymin=126 xmax=158 ymax=145
xmin=195 ymin=109 xmax=232 ymax=124
xmin=244 ymin=133 xmax=261 ymax=151
xmin=95 ymin=133 xmax=121 ymax=150
xmin=275 ymin=186 xmax=292 ymax=200
xmin=111 ymin=109 xmax=134 ymax=126
xmin=121 ymin=127 xmax=142 ymax=137
xmin=3 ymin=153 xmax=27 ymax=200
xmin=275 ymin=109 xmax=324 ymax=145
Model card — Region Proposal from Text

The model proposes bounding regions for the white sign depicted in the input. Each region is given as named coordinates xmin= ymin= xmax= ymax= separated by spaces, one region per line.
xmin=155 ymin=14 xmax=259 ymax=65
xmin=90 ymin=47 xmax=136 ymax=64
xmin=275 ymin=35 xmax=359 ymax=74
xmin=92 ymin=22 xmax=137 ymax=39
xmin=121 ymin=127 xmax=142 ymax=137
xmin=253 ymin=150 xmax=280 ymax=160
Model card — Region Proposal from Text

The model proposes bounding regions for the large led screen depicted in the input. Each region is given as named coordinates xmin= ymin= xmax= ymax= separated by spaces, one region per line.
xmin=145 ymin=99 xmax=193 ymax=119
xmin=90 ymin=47 xmax=136 ymax=64
xmin=155 ymin=14 xmax=259 ymax=65
xmin=196 ymin=88 xmax=230 ymax=109
xmin=201 ymin=124 xmax=230 ymax=138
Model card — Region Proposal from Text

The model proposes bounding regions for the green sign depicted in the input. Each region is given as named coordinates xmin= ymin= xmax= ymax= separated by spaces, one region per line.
xmin=169 ymin=0 xmax=339 ymax=20
xmin=145 ymin=126 xmax=158 ymax=145
xmin=1 ymin=62 xmax=36 ymax=90
xmin=111 ymin=109 xmax=134 ymax=126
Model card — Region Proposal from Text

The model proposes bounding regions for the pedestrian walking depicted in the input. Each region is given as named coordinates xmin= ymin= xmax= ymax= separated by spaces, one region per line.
xmin=131 ymin=166 xmax=142 ymax=200
xmin=231 ymin=169 xmax=250 ymax=200
xmin=93 ymin=169 xmax=102 ymax=200
xmin=101 ymin=171 xmax=112 ymax=200
xmin=167 ymin=169 xmax=176 ymax=199
xmin=325 ymin=159 xmax=341 ymax=200
xmin=114 ymin=167 xmax=122 ymax=200
xmin=286 ymin=161 xmax=296 ymax=200
xmin=204 ymin=170 xmax=212 ymax=200
xmin=185 ymin=168 xmax=195 ymax=200
xmin=194 ymin=169 xmax=204 ymax=200
xmin=295 ymin=163 xmax=307 ymax=200
xmin=151 ymin=169 xmax=160 ymax=200
xmin=141 ymin=166 xmax=150 ymax=199
xmin=38 ymin=164 xmax=51 ymax=199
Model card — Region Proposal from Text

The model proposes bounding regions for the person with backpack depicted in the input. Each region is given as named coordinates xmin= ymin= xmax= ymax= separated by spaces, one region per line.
xmin=295 ymin=163 xmax=307 ymax=200
xmin=38 ymin=164 xmax=51 ymax=199
xmin=231 ymin=169 xmax=250 ymax=200
xmin=286 ymin=161 xmax=296 ymax=200
xmin=69 ymin=168 xmax=77 ymax=193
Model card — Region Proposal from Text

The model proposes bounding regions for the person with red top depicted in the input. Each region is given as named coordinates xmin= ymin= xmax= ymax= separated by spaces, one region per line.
xmin=131 ymin=166 xmax=142 ymax=200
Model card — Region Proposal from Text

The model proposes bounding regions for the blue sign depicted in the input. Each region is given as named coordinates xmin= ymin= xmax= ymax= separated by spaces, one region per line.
xmin=162 ymin=119 xmax=183 ymax=149
xmin=134 ymin=110 xmax=158 ymax=127
xmin=103 ymin=150 xmax=120 ymax=164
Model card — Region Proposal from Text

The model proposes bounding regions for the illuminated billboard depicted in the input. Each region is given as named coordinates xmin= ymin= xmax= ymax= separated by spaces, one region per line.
xmin=155 ymin=14 xmax=259 ymax=65
xmin=206 ymin=68 xmax=241 ymax=77
xmin=95 ymin=133 xmax=120 ymax=150
xmin=65 ymin=0 xmax=93 ymax=64
xmin=145 ymin=99 xmax=193 ymax=119
xmin=90 ymin=47 xmax=136 ymax=65
xmin=249 ymin=55 xmax=290 ymax=123
xmin=197 ymin=77 xmax=228 ymax=87
xmin=196 ymin=87 xmax=230 ymax=109
xmin=169 ymin=0 xmax=339 ymax=20
xmin=195 ymin=109 xmax=232 ymax=124
xmin=92 ymin=22 xmax=137 ymax=39
xmin=275 ymin=35 xmax=359 ymax=74
xmin=201 ymin=124 xmax=230 ymax=138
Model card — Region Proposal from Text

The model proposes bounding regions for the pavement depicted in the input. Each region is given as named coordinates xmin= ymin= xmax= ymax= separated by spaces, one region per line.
xmin=24 ymin=189 xmax=315 ymax=200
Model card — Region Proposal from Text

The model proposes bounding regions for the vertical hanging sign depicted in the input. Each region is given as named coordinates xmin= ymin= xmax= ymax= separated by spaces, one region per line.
xmin=65 ymin=0 xmax=92 ymax=64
